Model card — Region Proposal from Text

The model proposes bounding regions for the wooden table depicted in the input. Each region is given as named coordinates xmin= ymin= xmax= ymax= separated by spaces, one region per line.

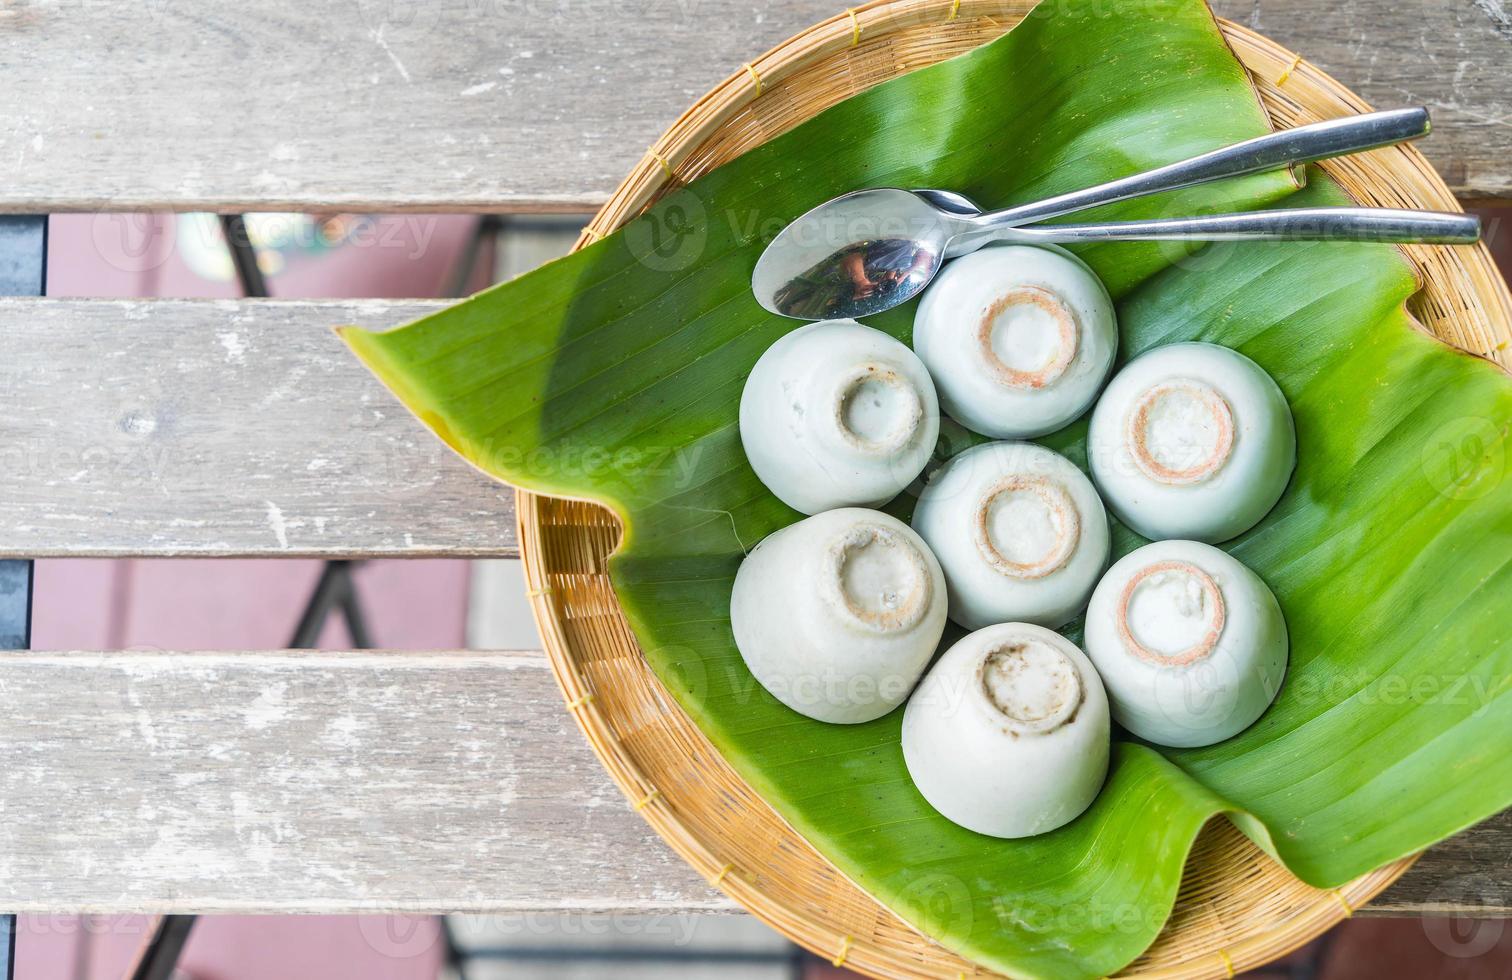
xmin=0 ymin=0 xmax=1505 ymax=920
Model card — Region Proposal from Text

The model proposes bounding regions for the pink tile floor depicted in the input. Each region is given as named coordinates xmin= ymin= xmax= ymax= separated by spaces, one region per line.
xmin=34 ymin=558 xmax=470 ymax=652
xmin=15 ymin=915 xmax=442 ymax=980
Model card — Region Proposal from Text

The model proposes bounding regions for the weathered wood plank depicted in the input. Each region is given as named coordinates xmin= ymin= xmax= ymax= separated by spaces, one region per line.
xmin=0 ymin=649 xmax=725 ymax=913
xmin=0 ymin=647 xmax=1497 ymax=914
xmin=1369 ymin=810 xmax=1512 ymax=916
xmin=0 ymin=298 xmax=519 ymax=558
xmin=0 ymin=1 xmax=1506 ymax=212
xmin=1211 ymin=0 xmax=1512 ymax=203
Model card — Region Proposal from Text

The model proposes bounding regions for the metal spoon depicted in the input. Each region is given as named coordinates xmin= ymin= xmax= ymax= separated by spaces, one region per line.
xmin=908 ymin=191 xmax=1476 ymax=249
xmin=754 ymin=107 xmax=1458 ymax=319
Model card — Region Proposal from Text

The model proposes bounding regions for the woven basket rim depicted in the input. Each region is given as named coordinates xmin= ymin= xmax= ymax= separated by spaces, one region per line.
xmin=516 ymin=2 xmax=1512 ymax=977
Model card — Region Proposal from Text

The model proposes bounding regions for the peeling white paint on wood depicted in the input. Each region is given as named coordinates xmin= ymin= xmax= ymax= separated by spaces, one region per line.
xmin=0 ymin=1 xmax=1504 ymax=211
xmin=0 ymin=649 xmax=726 ymax=913
xmin=0 ymin=299 xmax=517 ymax=558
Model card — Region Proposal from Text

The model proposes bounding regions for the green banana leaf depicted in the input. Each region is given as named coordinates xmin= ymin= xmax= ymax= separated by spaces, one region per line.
xmin=339 ymin=1 xmax=1512 ymax=976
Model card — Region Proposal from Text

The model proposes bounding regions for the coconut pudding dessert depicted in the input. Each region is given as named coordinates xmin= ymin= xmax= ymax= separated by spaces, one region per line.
xmin=911 ymin=441 xmax=1109 ymax=630
xmin=731 ymin=508 xmax=948 ymax=724
xmin=913 ymin=245 xmax=1118 ymax=439
xmin=1083 ymin=540 xmax=1288 ymax=748
xmin=740 ymin=318 xmax=939 ymax=515
xmin=903 ymin=623 xmax=1109 ymax=838
xmin=1088 ymin=342 xmax=1295 ymax=543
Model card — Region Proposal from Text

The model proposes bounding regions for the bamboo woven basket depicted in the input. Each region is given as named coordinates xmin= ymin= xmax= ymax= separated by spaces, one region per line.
xmin=518 ymin=2 xmax=1512 ymax=976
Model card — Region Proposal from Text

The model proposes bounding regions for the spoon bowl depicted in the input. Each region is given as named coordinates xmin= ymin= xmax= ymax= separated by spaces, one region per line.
xmin=752 ymin=188 xmax=964 ymax=320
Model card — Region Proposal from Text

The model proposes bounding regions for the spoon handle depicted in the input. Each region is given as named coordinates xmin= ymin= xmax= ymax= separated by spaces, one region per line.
xmin=998 ymin=207 xmax=1480 ymax=244
xmin=977 ymin=107 xmax=1430 ymax=229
